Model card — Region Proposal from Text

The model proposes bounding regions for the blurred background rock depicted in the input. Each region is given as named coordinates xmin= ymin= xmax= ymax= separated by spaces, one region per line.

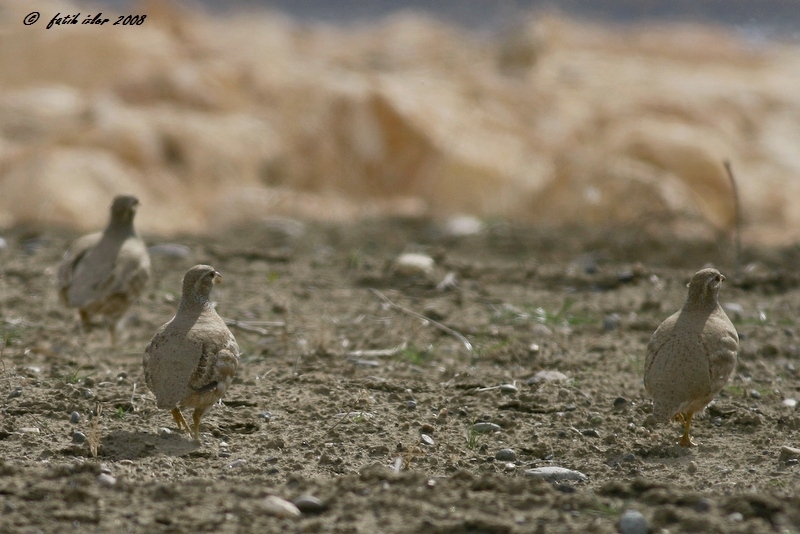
xmin=2 ymin=0 xmax=800 ymax=243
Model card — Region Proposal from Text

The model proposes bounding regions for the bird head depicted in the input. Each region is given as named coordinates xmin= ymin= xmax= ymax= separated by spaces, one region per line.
xmin=685 ymin=268 xmax=725 ymax=308
xmin=109 ymin=195 xmax=140 ymax=225
xmin=182 ymin=264 xmax=222 ymax=304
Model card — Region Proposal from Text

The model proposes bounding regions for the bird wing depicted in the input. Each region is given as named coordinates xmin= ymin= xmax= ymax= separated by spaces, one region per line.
xmin=187 ymin=331 xmax=239 ymax=394
xmin=143 ymin=320 xmax=204 ymax=409
xmin=57 ymin=232 xmax=102 ymax=305
xmin=703 ymin=314 xmax=739 ymax=393
xmin=68 ymin=235 xmax=150 ymax=309
xmin=97 ymin=237 xmax=151 ymax=298
xmin=644 ymin=312 xmax=678 ymax=391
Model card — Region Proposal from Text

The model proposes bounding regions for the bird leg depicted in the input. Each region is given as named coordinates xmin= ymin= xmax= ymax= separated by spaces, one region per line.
xmin=171 ymin=408 xmax=192 ymax=434
xmin=677 ymin=412 xmax=697 ymax=447
xmin=191 ymin=407 xmax=208 ymax=442
xmin=79 ymin=310 xmax=92 ymax=333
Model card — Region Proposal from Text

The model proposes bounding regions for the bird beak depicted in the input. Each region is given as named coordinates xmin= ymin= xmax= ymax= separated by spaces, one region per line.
xmin=214 ymin=272 xmax=222 ymax=284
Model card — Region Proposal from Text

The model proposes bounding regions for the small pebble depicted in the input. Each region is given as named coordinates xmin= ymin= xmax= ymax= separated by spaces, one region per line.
xmin=349 ymin=359 xmax=380 ymax=367
xmin=613 ymin=397 xmax=628 ymax=409
xmin=420 ymin=434 xmax=434 ymax=446
xmin=394 ymin=253 xmax=435 ymax=276
xmin=728 ymin=512 xmax=744 ymax=522
xmin=259 ymin=495 xmax=301 ymax=519
xmin=444 ymin=215 xmax=483 ymax=237
xmin=495 ymin=448 xmax=516 ymax=462
xmin=524 ymin=466 xmax=587 ymax=482
xmin=618 ymin=509 xmax=648 ymax=534
xmin=694 ymin=498 xmax=712 ymax=513
xmin=603 ymin=314 xmax=620 ymax=331
xmin=528 ymin=343 xmax=540 ymax=354
xmin=531 ymin=324 xmax=554 ymax=337
xmin=0 ymin=237 xmax=7 ymax=250
xmin=781 ymin=399 xmax=797 ymax=409
xmin=748 ymin=389 xmax=761 ymax=400
xmin=97 ymin=473 xmax=116 ymax=487
xmin=72 ymin=431 xmax=87 ymax=444
xmin=258 ymin=411 xmax=273 ymax=420
xmin=617 ymin=271 xmax=635 ymax=283
xmin=778 ymin=445 xmax=800 ymax=463
xmin=70 ymin=412 xmax=81 ymax=424
xmin=226 ymin=459 xmax=247 ymax=469
xmin=406 ymin=401 xmax=417 ymax=410
xmin=499 ymin=384 xmax=518 ymax=394
xmin=580 ymin=429 xmax=601 ymax=438
xmin=19 ymin=427 xmax=40 ymax=434
xmin=687 ymin=461 xmax=698 ymax=474
xmin=7 ymin=387 xmax=22 ymax=399
xmin=622 ymin=453 xmax=636 ymax=462
xmin=159 ymin=428 xmax=172 ymax=437
xmin=83 ymin=388 xmax=94 ymax=400
xmin=526 ymin=370 xmax=568 ymax=384
xmin=293 ymin=495 xmax=326 ymax=514
xmin=472 ymin=422 xmax=502 ymax=434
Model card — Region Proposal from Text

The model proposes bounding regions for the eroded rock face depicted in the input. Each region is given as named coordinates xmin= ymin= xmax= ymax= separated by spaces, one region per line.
xmin=1 ymin=0 xmax=799 ymax=241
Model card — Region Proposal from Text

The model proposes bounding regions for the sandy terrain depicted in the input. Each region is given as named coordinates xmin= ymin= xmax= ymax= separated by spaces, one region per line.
xmin=0 ymin=220 xmax=798 ymax=533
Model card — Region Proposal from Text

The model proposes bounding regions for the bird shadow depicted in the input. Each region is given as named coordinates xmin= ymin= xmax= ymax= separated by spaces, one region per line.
xmin=100 ymin=430 xmax=201 ymax=460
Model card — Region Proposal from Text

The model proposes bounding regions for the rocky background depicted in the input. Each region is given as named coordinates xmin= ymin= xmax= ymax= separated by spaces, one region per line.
xmin=2 ymin=0 xmax=800 ymax=244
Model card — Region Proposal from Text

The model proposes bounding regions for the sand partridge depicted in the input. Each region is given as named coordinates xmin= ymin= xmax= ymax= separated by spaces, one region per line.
xmin=143 ymin=265 xmax=239 ymax=441
xmin=57 ymin=195 xmax=150 ymax=344
xmin=644 ymin=268 xmax=739 ymax=446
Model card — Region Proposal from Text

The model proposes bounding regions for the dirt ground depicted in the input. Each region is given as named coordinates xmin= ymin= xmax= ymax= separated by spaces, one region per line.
xmin=1 ymin=218 xmax=799 ymax=533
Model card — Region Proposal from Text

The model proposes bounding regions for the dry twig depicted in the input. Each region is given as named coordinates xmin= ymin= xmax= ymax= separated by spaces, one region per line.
xmin=88 ymin=402 xmax=102 ymax=459
xmin=368 ymin=289 xmax=473 ymax=353
xmin=225 ymin=319 xmax=285 ymax=335
xmin=723 ymin=159 xmax=742 ymax=275
xmin=347 ymin=343 xmax=407 ymax=358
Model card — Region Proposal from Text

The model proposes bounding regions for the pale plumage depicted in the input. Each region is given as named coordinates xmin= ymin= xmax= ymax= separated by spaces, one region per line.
xmin=644 ymin=268 xmax=739 ymax=446
xmin=143 ymin=265 xmax=239 ymax=441
xmin=57 ymin=195 xmax=150 ymax=344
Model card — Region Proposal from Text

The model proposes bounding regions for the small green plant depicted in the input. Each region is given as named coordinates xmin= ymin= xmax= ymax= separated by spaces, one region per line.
xmin=400 ymin=345 xmax=431 ymax=366
xmin=466 ymin=421 xmax=484 ymax=450
xmin=115 ymin=406 xmax=126 ymax=419
xmin=62 ymin=369 xmax=95 ymax=384
xmin=351 ymin=412 xmax=366 ymax=424
xmin=347 ymin=248 xmax=364 ymax=270
xmin=586 ymin=501 xmax=620 ymax=518
xmin=724 ymin=384 xmax=746 ymax=397
xmin=1 ymin=326 xmax=25 ymax=345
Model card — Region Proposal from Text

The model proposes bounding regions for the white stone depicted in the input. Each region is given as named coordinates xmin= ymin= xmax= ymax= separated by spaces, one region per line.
xmin=524 ymin=466 xmax=587 ymax=482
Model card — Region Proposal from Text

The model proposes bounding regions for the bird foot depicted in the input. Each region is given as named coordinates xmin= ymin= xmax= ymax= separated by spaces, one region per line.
xmin=171 ymin=408 xmax=192 ymax=435
xmin=678 ymin=435 xmax=697 ymax=447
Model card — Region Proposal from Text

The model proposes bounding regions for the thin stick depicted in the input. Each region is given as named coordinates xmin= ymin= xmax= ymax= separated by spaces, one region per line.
xmin=88 ymin=402 xmax=102 ymax=459
xmin=225 ymin=319 xmax=285 ymax=336
xmin=723 ymin=159 xmax=742 ymax=275
xmin=368 ymin=289 xmax=473 ymax=353
xmin=347 ymin=343 xmax=407 ymax=358
xmin=130 ymin=382 xmax=138 ymax=413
